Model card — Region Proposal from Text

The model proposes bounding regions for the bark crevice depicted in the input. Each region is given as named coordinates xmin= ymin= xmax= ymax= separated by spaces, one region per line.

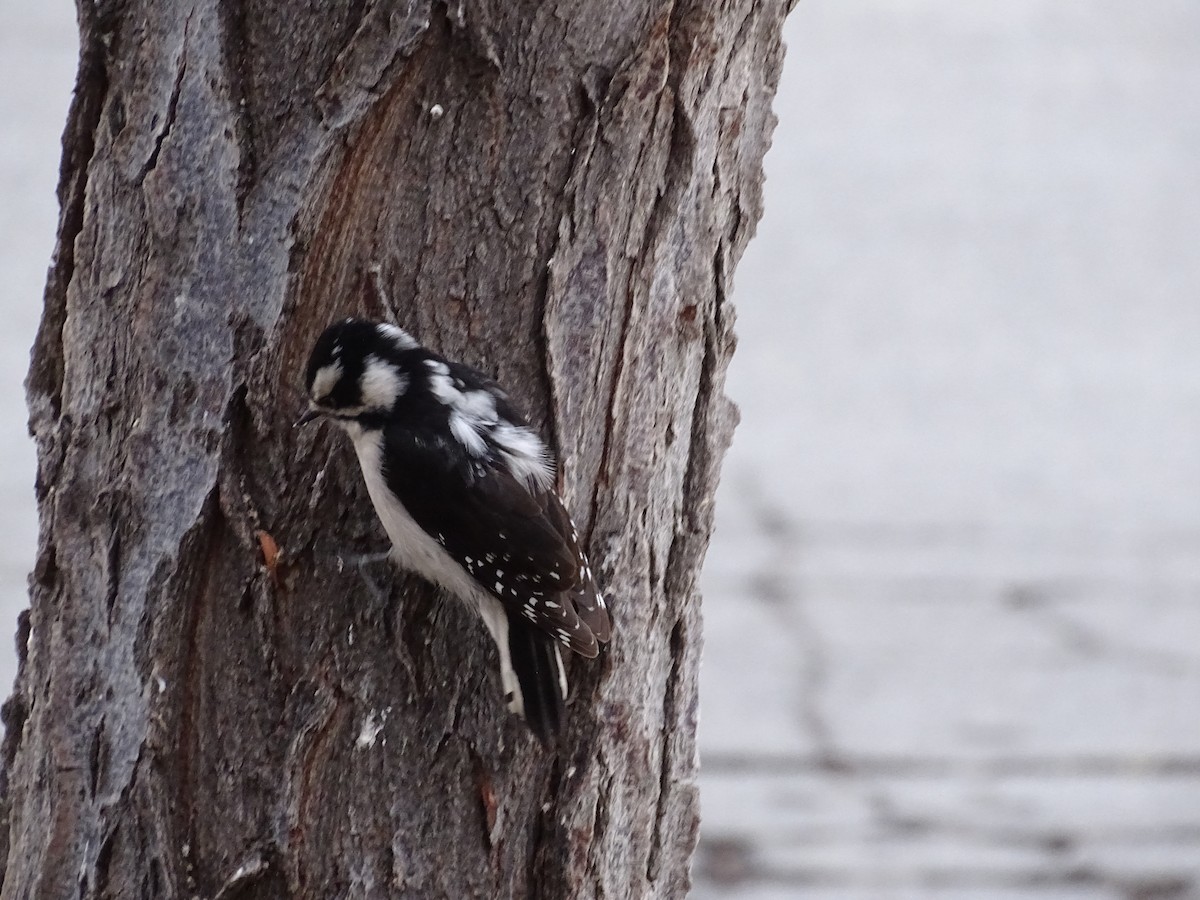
xmin=139 ymin=16 xmax=190 ymax=180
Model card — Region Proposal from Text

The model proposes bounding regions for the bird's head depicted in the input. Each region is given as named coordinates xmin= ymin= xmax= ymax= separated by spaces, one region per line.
xmin=298 ymin=318 xmax=418 ymax=428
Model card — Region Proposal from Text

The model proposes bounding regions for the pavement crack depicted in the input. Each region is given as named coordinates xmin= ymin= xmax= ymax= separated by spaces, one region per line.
xmin=741 ymin=476 xmax=840 ymax=766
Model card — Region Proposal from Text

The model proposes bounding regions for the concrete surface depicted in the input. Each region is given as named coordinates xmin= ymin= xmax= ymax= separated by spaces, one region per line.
xmin=697 ymin=2 xmax=1200 ymax=897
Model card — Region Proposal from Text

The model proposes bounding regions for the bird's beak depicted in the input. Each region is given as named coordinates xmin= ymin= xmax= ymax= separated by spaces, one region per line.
xmin=294 ymin=408 xmax=322 ymax=428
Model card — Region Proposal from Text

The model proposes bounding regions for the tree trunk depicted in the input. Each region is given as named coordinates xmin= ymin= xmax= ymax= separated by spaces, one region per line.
xmin=1 ymin=1 xmax=788 ymax=897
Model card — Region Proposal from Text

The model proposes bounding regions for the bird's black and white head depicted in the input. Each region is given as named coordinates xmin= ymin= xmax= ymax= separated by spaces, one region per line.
xmin=301 ymin=318 xmax=418 ymax=429
xmin=301 ymin=317 xmax=555 ymax=490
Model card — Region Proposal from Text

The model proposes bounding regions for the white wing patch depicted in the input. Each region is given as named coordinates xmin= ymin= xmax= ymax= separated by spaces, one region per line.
xmin=428 ymin=369 xmax=500 ymax=456
xmin=427 ymin=370 xmax=496 ymax=420
xmin=424 ymin=359 xmax=553 ymax=488
xmin=449 ymin=412 xmax=488 ymax=455
xmin=492 ymin=422 xmax=553 ymax=489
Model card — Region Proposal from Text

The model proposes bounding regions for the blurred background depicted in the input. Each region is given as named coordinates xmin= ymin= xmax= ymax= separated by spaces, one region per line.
xmin=2 ymin=3 xmax=1198 ymax=898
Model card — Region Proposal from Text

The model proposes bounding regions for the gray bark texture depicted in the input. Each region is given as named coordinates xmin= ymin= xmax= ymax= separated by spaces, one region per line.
xmin=1 ymin=1 xmax=788 ymax=897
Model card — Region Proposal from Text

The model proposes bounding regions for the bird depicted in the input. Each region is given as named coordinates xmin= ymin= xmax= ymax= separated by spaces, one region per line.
xmin=298 ymin=318 xmax=611 ymax=742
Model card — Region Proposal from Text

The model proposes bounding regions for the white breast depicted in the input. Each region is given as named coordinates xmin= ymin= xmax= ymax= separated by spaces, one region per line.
xmin=349 ymin=429 xmax=478 ymax=599
xmin=345 ymin=425 xmax=563 ymax=716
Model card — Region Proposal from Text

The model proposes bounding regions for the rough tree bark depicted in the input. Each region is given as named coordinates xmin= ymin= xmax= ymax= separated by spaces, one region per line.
xmin=1 ymin=1 xmax=789 ymax=897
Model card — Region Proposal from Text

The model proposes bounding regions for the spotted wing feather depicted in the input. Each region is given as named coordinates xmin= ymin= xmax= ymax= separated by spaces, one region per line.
xmin=380 ymin=423 xmax=601 ymax=657
xmin=541 ymin=488 xmax=611 ymax=642
xmin=440 ymin=360 xmax=611 ymax=642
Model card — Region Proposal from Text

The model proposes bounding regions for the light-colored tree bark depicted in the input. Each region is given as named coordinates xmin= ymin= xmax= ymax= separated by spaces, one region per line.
xmin=1 ymin=1 xmax=789 ymax=896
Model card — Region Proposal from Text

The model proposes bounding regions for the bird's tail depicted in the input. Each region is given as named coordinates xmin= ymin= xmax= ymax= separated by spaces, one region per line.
xmin=504 ymin=613 xmax=567 ymax=744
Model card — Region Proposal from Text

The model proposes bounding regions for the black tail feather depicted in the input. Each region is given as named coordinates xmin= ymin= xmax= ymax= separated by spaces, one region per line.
xmin=507 ymin=614 xmax=566 ymax=744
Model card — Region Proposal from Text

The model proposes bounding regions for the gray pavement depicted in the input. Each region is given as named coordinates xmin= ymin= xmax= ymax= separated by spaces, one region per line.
xmin=698 ymin=2 xmax=1200 ymax=897
xmin=2 ymin=2 xmax=1198 ymax=897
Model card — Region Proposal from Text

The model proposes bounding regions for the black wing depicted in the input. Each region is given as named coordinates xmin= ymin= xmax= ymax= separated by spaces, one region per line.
xmin=539 ymin=484 xmax=611 ymax=643
xmin=380 ymin=422 xmax=604 ymax=657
